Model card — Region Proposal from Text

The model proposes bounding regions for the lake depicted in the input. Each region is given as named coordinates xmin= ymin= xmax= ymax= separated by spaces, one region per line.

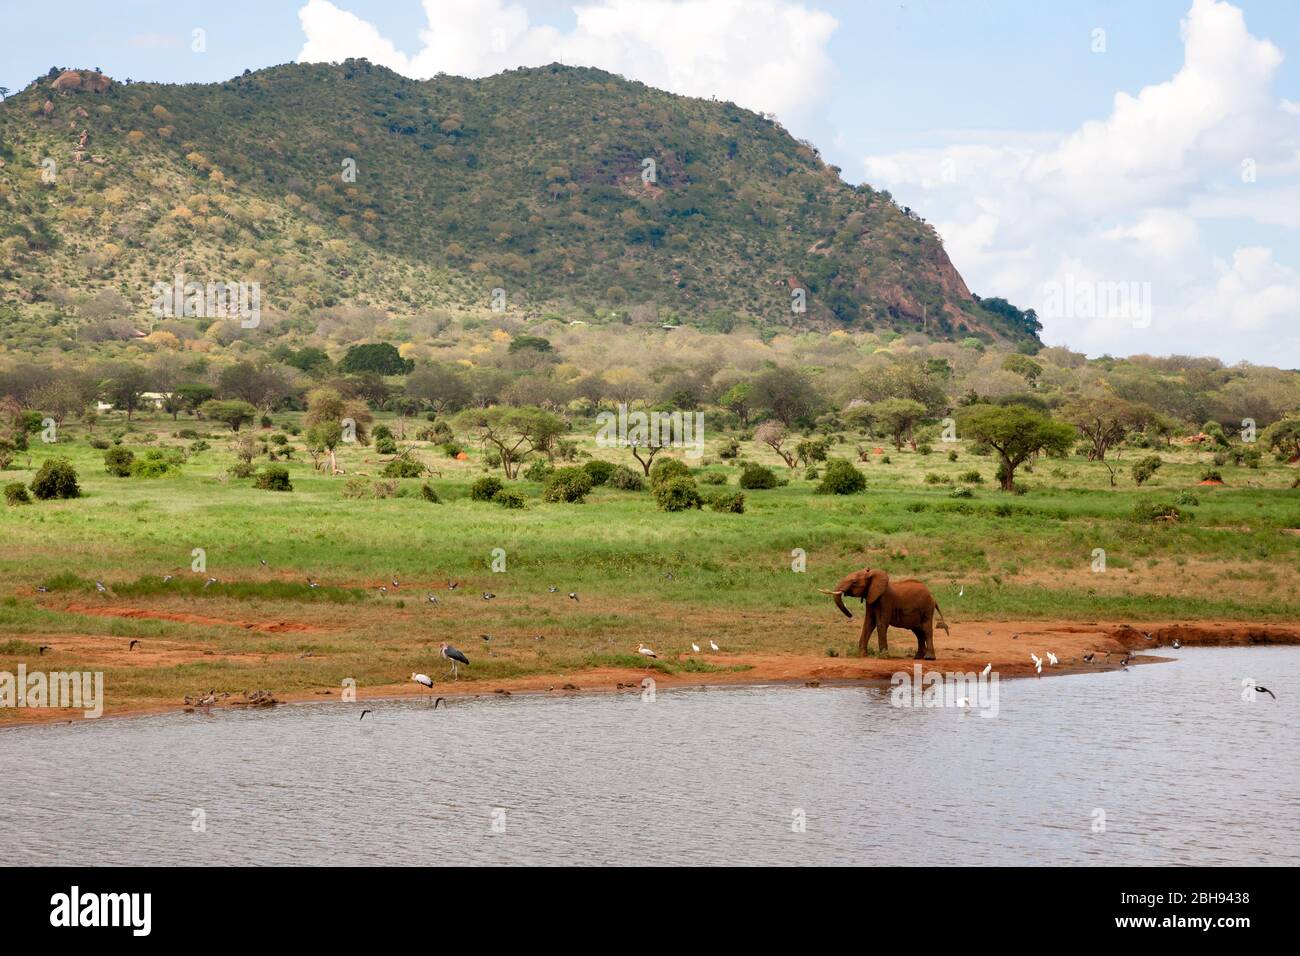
xmin=1 ymin=647 xmax=1295 ymax=865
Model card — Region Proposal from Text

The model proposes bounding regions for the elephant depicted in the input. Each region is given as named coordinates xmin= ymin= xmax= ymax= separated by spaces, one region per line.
xmin=819 ymin=568 xmax=949 ymax=660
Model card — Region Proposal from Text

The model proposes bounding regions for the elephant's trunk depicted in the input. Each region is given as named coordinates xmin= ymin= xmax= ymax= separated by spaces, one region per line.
xmin=819 ymin=588 xmax=852 ymax=618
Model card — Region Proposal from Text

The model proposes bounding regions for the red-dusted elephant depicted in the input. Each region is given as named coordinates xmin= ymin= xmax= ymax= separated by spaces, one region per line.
xmin=820 ymin=568 xmax=948 ymax=660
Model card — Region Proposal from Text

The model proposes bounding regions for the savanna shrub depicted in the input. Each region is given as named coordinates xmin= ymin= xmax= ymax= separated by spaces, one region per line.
xmin=5 ymin=482 xmax=31 ymax=506
xmin=30 ymin=458 xmax=80 ymax=499
xmin=739 ymin=462 xmax=777 ymax=489
xmin=381 ymin=456 xmax=424 ymax=478
xmin=543 ymin=467 xmax=593 ymax=503
xmin=88 ymin=438 xmax=110 ymax=450
xmin=816 ymin=459 xmax=866 ymax=495
xmin=1132 ymin=501 xmax=1184 ymax=522
xmin=649 ymin=457 xmax=691 ymax=489
xmin=523 ymin=459 xmax=553 ymax=482
xmin=470 ymin=476 xmax=503 ymax=501
xmin=131 ymin=450 xmax=181 ymax=478
xmin=581 ymin=459 xmax=616 ymax=486
xmin=699 ymin=471 xmax=728 ymax=485
xmin=949 ymin=486 xmax=974 ymax=499
xmin=655 ymin=476 xmax=703 ymax=511
xmin=419 ymin=482 xmax=440 ymax=503
xmin=607 ymin=466 xmax=645 ymax=491
xmin=1131 ymin=455 xmax=1162 ymax=485
xmin=104 ymin=446 xmax=135 ymax=477
xmin=959 ymin=470 xmax=984 ymax=483
xmin=708 ymin=490 xmax=745 ymax=513
xmin=375 ymin=435 xmax=398 ymax=455
xmin=496 ymin=490 xmax=526 ymax=509
xmin=254 ymin=465 xmax=293 ymax=491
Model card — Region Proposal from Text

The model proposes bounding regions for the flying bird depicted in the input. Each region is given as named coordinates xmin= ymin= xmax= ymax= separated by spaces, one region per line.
xmin=359 ymin=709 xmax=373 ymax=720
xmin=38 ymin=645 xmax=51 ymax=655
xmin=129 ymin=640 xmax=140 ymax=651
xmin=1046 ymin=652 xmax=1058 ymax=666
xmin=203 ymin=577 xmax=217 ymax=588
xmin=636 ymin=643 xmax=657 ymax=659
xmin=1253 ymin=685 xmax=1276 ymax=700
xmin=447 ymin=581 xmax=459 ymax=590
xmin=1029 ymin=653 xmax=1042 ymax=674
xmin=162 ymin=575 xmax=173 ymax=584
xmin=568 ymin=592 xmax=579 ymax=602
xmin=426 ymin=593 xmax=439 ymax=605
xmin=1083 ymin=653 xmax=1095 ymax=663
xmin=482 ymin=591 xmax=495 ymax=601
xmin=95 ymin=581 xmax=107 ymax=593
xmin=440 ymin=642 xmax=470 ymax=679
xmin=981 ymin=663 xmax=992 ymax=677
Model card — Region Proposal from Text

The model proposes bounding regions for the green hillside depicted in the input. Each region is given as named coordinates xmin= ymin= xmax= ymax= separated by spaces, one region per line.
xmin=0 ymin=61 xmax=1040 ymax=348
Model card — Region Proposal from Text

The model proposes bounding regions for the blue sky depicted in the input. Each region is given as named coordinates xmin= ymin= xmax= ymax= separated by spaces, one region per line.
xmin=3 ymin=1 xmax=1298 ymax=363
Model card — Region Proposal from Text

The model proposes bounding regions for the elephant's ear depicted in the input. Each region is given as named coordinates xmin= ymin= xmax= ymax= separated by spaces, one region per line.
xmin=865 ymin=570 xmax=890 ymax=604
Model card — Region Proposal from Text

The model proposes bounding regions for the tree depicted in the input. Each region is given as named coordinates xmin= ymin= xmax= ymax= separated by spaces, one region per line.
xmin=1002 ymin=354 xmax=1043 ymax=383
xmin=406 ymin=364 xmax=472 ymax=413
xmin=338 ymin=342 xmax=413 ymax=376
xmin=870 ymin=398 xmax=927 ymax=450
xmin=1061 ymin=396 xmax=1152 ymax=461
xmin=199 ymin=399 xmax=257 ymax=432
xmin=754 ymin=420 xmax=797 ymax=468
xmin=750 ymin=366 xmax=818 ymax=427
xmin=957 ymin=404 xmax=1075 ymax=491
xmin=98 ymin=363 xmax=150 ymax=420
xmin=305 ymin=387 xmax=373 ymax=474
xmin=719 ymin=381 xmax=753 ymax=426
xmin=1261 ymin=416 xmax=1300 ymax=461
xmin=455 ymin=407 xmax=566 ymax=479
xmin=217 ymin=362 xmax=292 ymax=415
xmin=173 ymin=383 xmax=215 ymax=417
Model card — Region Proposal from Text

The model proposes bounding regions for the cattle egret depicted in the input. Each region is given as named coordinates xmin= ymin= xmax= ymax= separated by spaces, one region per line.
xmin=1046 ymin=652 xmax=1058 ymax=666
xmin=958 ymin=585 xmax=965 ymax=597
xmin=636 ymin=643 xmax=657 ymax=659
xmin=1254 ymin=685 xmax=1276 ymax=700
xmin=1030 ymin=653 xmax=1042 ymax=674
xmin=691 ymin=642 xmax=700 ymax=653
xmin=440 ymin=642 xmax=470 ymax=679
xmin=981 ymin=663 xmax=992 ymax=677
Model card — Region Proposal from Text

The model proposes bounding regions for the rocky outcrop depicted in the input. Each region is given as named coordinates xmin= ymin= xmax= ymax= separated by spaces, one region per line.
xmin=50 ymin=70 xmax=112 ymax=94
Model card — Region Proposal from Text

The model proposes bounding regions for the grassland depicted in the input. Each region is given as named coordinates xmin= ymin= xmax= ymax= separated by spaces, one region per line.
xmin=2 ymin=412 xmax=1298 ymax=721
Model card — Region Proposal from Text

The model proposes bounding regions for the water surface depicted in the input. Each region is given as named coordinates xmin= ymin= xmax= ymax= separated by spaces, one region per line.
xmin=1 ymin=647 xmax=1295 ymax=865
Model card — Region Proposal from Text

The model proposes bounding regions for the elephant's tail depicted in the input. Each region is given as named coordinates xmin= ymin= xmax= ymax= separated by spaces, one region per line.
xmin=935 ymin=604 xmax=951 ymax=634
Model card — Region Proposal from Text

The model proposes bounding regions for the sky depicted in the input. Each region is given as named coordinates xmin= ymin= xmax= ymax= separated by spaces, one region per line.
xmin=3 ymin=0 xmax=1299 ymax=366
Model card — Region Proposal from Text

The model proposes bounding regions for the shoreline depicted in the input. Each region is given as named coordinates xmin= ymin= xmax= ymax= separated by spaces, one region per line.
xmin=3 ymin=618 xmax=1297 ymax=729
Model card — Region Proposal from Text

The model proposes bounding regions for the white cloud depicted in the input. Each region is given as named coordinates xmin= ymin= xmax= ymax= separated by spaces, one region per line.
xmin=862 ymin=0 xmax=1300 ymax=365
xmin=296 ymin=0 xmax=838 ymax=125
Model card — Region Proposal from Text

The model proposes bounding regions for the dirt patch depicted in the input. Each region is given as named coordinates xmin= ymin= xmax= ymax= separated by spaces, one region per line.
xmin=61 ymin=602 xmax=319 ymax=633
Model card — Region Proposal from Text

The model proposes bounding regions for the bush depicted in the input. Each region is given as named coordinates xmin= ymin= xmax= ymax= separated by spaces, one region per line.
xmin=381 ymin=456 xmax=424 ymax=478
xmin=343 ymin=478 xmax=397 ymax=499
xmin=496 ymin=490 xmax=526 ymax=509
xmin=700 ymin=471 xmax=728 ymax=485
xmin=1200 ymin=469 xmax=1223 ymax=483
xmin=1212 ymin=450 xmax=1229 ymax=467
xmin=969 ymin=442 xmax=992 ymax=456
xmin=655 ymin=476 xmax=703 ymax=511
xmin=917 ymin=443 xmax=933 ymax=456
xmin=959 ymin=470 xmax=984 ymax=483
xmin=523 ymin=459 xmax=554 ymax=482
xmin=419 ymin=482 xmax=440 ymax=503
xmin=649 ymin=457 xmax=692 ymax=489
xmin=1175 ymin=490 xmax=1200 ymax=506
xmin=104 ymin=446 xmax=135 ymax=477
xmin=1242 ymin=447 xmax=1262 ymax=468
xmin=739 ymin=462 xmax=778 ymax=489
xmin=30 ymin=458 xmax=80 ymax=499
xmin=5 ymin=482 xmax=31 ymax=506
xmin=949 ymin=486 xmax=974 ymax=499
xmin=470 ymin=476 xmax=504 ymax=501
xmin=131 ymin=449 xmax=182 ymax=478
xmin=718 ymin=439 xmax=740 ymax=459
xmin=816 ymin=458 xmax=866 ymax=495
xmin=581 ymin=459 xmax=616 ymax=485
xmin=88 ymin=437 xmax=111 ymax=450
xmin=708 ymin=490 xmax=745 ymax=513
xmin=373 ymin=424 xmax=394 ymax=441
xmin=947 ymin=450 xmax=959 ymax=462
xmin=607 ymin=465 xmax=645 ymax=491
xmin=543 ymin=466 xmax=594 ymax=503
xmin=375 ymin=435 xmax=399 ymax=455
xmin=189 ymin=439 xmax=210 ymax=454
xmin=254 ymin=465 xmax=293 ymax=491
xmin=880 ymin=455 xmax=892 ymax=464
xmin=441 ymin=442 xmax=465 ymax=458
xmin=923 ymin=472 xmax=948 ymax=485
xmin=1132 ymin=501 xmax=1185 ymax=522
xmin=1131 ymin=455 xmax=1162 ymax=486
xmin=228 ymin=461 xmax=256 ymax=479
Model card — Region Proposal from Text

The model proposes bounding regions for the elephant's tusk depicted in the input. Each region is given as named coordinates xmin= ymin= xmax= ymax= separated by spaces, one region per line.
xmin=817 ymin=588 xmax=844 ymax=595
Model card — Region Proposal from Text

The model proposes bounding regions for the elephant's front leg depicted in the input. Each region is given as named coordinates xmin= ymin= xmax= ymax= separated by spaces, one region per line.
xmin=857 ymin=608 xmax=874 ymax=656
xmin=875 ymin=611 xmax=889 ymax=657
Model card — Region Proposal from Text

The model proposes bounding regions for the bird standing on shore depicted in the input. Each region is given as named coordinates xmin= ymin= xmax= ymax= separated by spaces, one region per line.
xmin=411 ymin=672 xmax=434 ymax=699
xmin=1172 ymin=639 xmax=1182 ymax=649
xmin=636 ymin=643 xmax=657 ymax=659
xmin=440 ymin=642 xmax=470 ymax=679
xmin=981 ymin=663 xmax=992 ymax=677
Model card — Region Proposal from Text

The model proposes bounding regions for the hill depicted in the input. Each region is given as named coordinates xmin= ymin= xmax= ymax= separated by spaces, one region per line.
xmin=0 ymin=61 xmax=1041 ymax=348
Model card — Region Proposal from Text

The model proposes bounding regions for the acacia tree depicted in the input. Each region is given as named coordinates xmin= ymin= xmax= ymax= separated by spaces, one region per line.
xmin=754 ymin=420 xmax=798 ymax=468
xmin=870 ymin=398 xmax=927 ymax=450
xmin=1061 ymin=396 xmax=1152 ymax=461
xmin=958 ymin=404 xmax=1075 ymax=491
xmin=304 ymin=387 xmax=372 ymax=475
xmin=98 ymin=362 xmax=150 ymax=420
xmin=455 ymin=406 xmax=566 ymax=479
xmin=1261 ymin=416 xmax=1300 ymax=461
